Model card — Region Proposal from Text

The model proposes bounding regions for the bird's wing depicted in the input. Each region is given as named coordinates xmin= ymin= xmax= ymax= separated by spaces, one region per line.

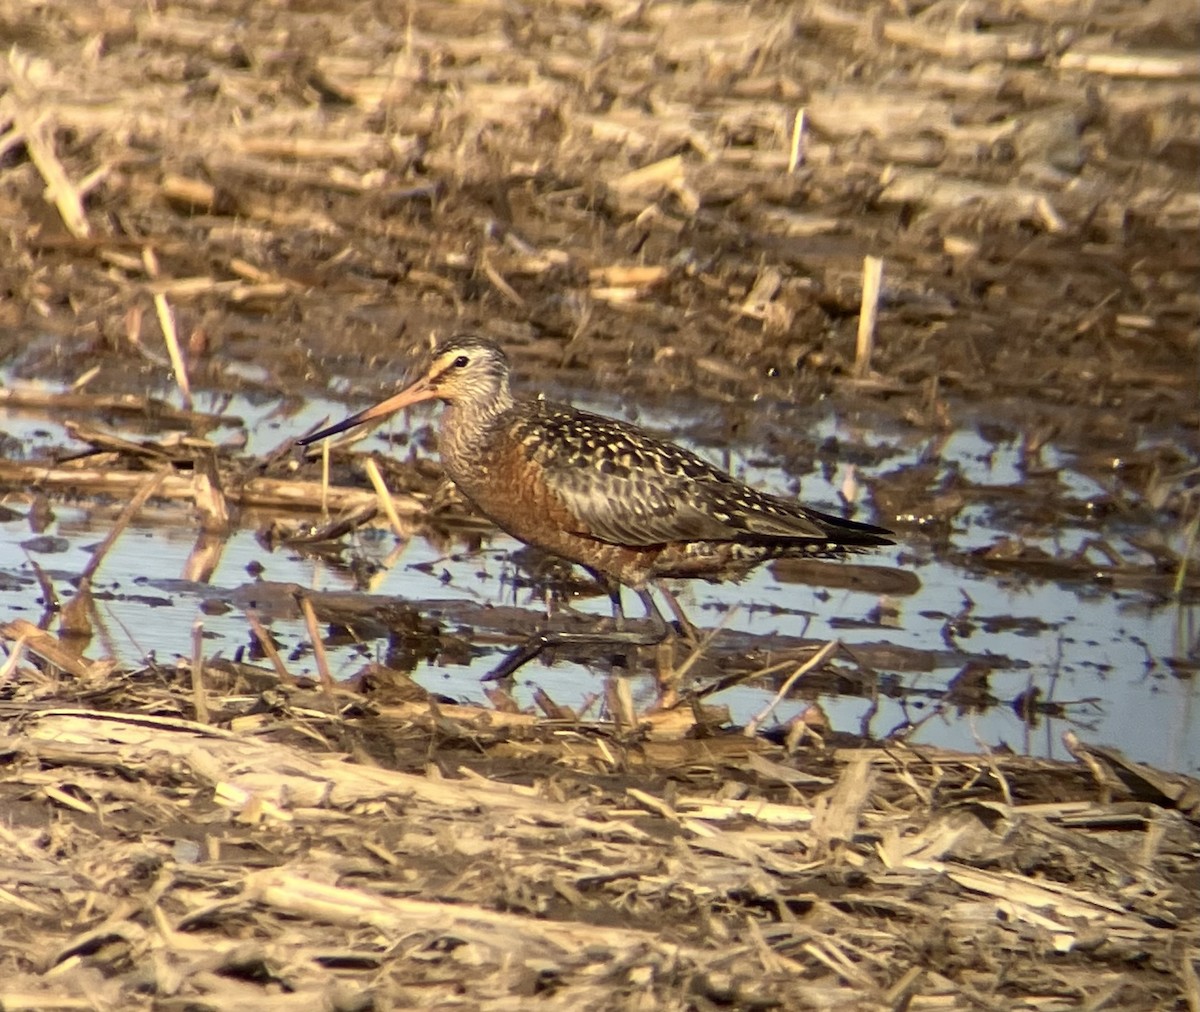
xmin=546 ymin=465 xmax=736 ymax=545
xmin=520 ymin=404 xmax=838 ymax=547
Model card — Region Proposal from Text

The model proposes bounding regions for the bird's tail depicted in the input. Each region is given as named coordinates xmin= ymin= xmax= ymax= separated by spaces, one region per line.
xmin=803 ymin=506 xmax=895 ymax=548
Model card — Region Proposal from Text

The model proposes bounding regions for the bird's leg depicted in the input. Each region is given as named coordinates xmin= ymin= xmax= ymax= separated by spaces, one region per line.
xmin=602 ymin=580 xmax=631 ymax=671
xmin=604 ymin=579 xmax=634 ymax=670
xmin=481 ymin=588 xmax=669 ymax=683
xmin=654 ymin=581 xmax=700 ymax=644
xmin=579 ymin=569 xmax=637 ymax=671
xmin=608 ymin=582 xmax=626 ymax=631
xmin=581 ymin=567 xmax=625 ymax=631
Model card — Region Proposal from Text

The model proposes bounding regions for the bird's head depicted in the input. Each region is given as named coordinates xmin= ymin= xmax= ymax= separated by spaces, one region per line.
xmin=296 ymin=335 xmax=512 ymax=446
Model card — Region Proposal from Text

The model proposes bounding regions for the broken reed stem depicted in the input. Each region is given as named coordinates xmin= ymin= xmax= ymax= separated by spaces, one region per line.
xmin=364 ymin=457 xmax=407 ymax=537
xmin=481 ymin=252 xmax=525 ymax=306
xmin=855 ymin=255 xmax=884 ymax=378
xmin=191 ymin=618 xmax=210 ymax=724
xmin=654 ymin=598 xmax=736 ymax=708
xmin=25 ymin=554 xmax=58 ymax=616
xmin=1057 ymin=50 xmax=1200 ymax=77
xmin=141 ymin=245 xmax=191 ymax=409
xmin=57 ymin=579 xmax=93 ymax=639
xmin=605 ymin=676 xmax=638 ymax=730
xmin=1062 ymin=730 xmax=1114 ymax=802
xmin=245 ymin=608 xmax=297 ymax=686
xmin=0 ymin=632 xmax=30 ymax=684
xmin=532 ymin=686 xmax=574 ymax=721
xmin=668 ymin=605 xmax=740 ymax=690
xmin=192 ymin=452 xmax=231 ymax=535
xmin=12 ymin=110 xmax=90 ymax=238
xmin=298 ymin=594 xmax=338 ymax=710
xmin=788 ymin=107 xmax=807 ymax=173
xmin=154 ymin=292 xmax=193 ymax=410
xmin=1172 ymin=508 xmax=1199 ymax=597
xmin=744 ymin=639 xmax=840 ymax=737
xmin=72 ymin=364 xmax=101 ymax=391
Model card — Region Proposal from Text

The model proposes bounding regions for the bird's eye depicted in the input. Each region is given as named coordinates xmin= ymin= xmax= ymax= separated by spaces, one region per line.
xmin=453 ymin=355 xmax=469 ymax=368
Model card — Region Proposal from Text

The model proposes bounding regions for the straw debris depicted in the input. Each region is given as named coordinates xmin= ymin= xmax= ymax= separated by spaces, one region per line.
xmin=0 ymin=657 xmax=1196 ymax=1009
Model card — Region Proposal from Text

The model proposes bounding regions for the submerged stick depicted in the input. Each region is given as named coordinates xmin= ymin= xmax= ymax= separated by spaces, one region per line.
xmin=0 ymin=459 xmax=411 ymax=514
xmin=744 ymin=639 xmax=840 ymax=737
xmin=60 ymin=468 xmax=166 ymax=640
xmin=1173 ymin=510 xmax=1199 ymax=598
xmin=320 ymin=437 xmax=330 ymax=517
xmin=81 ymin=470 xmax=168 ymax=583
xmin=245 ymin=609 xmax=297 ymax=686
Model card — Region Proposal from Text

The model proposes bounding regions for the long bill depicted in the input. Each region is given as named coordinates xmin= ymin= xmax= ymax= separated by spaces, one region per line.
xmin=295 ymin=375 xmax=440 ymax=446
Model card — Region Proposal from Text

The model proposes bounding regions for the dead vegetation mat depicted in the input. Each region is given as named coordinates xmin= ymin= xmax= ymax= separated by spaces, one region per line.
xmin=0 ymin=0 xmax=1197 ymax=422
xmin=0 ymin=657 xmax=1198 ymax=1010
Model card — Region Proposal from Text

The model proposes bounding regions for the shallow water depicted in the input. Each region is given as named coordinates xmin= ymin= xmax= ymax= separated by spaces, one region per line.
xmin=2 ymin=380 xmax=1197 ymax=773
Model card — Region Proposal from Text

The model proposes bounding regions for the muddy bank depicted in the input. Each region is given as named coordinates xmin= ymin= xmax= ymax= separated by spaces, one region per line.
xmin=0 ymin=0 xmax=1197 ymax=424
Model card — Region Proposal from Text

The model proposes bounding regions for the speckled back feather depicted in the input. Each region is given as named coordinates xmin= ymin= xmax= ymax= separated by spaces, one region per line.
xmin=420 ymin=335 xmax=893 ymax=587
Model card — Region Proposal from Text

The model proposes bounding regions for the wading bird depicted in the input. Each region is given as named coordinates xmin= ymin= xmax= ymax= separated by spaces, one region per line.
xmin=298 ymin=335 xmax=894 ymax=681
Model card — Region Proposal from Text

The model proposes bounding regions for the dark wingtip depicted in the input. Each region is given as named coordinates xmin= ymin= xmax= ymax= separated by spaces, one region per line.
xmin=810 ymin=508 xmax=895 ymax=548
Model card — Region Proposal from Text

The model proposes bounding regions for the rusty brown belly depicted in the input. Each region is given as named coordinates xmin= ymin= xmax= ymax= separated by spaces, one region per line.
xmin=452 ymin=465 xmax=784 ymax=590
xmin=455 ymin=467 xmax=660 ymax=588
